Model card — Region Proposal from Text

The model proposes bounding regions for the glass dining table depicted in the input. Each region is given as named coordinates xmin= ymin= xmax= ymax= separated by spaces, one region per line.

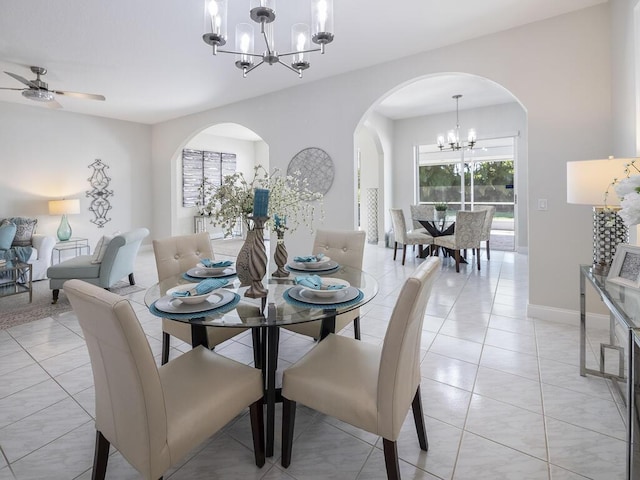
xmin=144 ymin=263 xmax=379 ymax=457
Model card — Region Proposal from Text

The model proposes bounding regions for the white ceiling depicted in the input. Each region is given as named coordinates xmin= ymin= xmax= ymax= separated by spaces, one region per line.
xmin=0 ymin=0 xmax=606 ymax=125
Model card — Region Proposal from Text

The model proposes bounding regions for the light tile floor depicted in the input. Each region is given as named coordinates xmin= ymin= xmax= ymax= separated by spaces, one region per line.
xmin=0 ymin=245 xmax=627 ymax=479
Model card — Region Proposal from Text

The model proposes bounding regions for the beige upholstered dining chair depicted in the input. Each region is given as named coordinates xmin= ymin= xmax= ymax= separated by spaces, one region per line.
xmin=64 ymin=279 xmax=265 ymax=480
xmin=474 ymin=206 xmax=496 ymax=260
xmin=284 ymin=229 xmax=366 ymax=340
xmin=433 ymin=210 xmax=485 ymax=272
xmin=153 ymin=232 xmax=248 ymax=364
xmin=281 ymin=257 xmax=440 ymax=480
xmin=390 ymin=208 xmax=433 ymax=265
xmin=409 ymin=204 xmax=431 ymax=235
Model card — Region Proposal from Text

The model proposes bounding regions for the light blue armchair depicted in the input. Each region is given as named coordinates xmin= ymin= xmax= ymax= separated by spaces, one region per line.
xmin=47 ymin=228 xmax=149 ymax=304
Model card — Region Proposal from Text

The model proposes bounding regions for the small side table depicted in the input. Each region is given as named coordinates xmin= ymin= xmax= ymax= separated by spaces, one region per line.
xmin=52 ymin=237 xmax=91 ymax=264
xmin=0 ymin=261 xmax=32 ymax=303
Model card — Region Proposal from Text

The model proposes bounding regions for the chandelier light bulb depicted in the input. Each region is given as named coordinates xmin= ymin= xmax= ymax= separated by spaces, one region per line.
xmin=316 ymin=0 xmax=328 ymax=31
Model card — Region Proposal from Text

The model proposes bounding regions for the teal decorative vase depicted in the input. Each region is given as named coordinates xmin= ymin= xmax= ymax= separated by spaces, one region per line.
xmin=57 ymin=214 xmax=72 ymax=241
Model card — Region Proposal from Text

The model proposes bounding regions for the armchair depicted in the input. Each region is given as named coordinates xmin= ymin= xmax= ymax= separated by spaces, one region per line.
xmin=47 ymin=228 xmax=149 ymax=303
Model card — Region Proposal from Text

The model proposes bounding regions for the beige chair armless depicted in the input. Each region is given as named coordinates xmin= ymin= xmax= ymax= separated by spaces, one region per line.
xmin=153 ymin=232 xmax=249 ymax=364
xmin=280 ymin=257 xmax=440 ymax=480
xmin=474 ymin=206 xmax=496 ymax=260
xmin=64 ymin=279 xmax=264 ymax=480
xmin=390 ymin=208 xmax=433 ymax=265
xmin=433 ymin=210 xmax=485 ymax=272
xmin=284 ymin=229 xmax=366 ymax=340
xmin=409 ymin=204 xmax=431 ymax=235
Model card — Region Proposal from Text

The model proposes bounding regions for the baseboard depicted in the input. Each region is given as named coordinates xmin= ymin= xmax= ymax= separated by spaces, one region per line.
xmin=527 ymin=303 xmax=609 ymax=329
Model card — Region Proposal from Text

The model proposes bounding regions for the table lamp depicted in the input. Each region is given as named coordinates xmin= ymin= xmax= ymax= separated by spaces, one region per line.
xmin=49 ymin=199 xmax=81 ymax=241
xmin=567 ymin=157 xmax=631 ymax=273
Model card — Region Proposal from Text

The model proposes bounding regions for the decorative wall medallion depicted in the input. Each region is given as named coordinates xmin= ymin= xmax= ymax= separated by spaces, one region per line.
xmin=287 ymin=147 xmax=334 ymax=195
xmin=86 ymin=159 xmax=113 ymax=228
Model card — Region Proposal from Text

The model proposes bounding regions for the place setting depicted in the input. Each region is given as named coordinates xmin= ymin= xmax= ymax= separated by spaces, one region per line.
xmin=283 ymin=274 xmax=364 ymax=308
xmin=184 ymin=258 xmax=238 ymax=281
xmin=148 ymin=277 xmax=240 ymax=319
xmin=285 ymin=253 xmax=340 ymax=274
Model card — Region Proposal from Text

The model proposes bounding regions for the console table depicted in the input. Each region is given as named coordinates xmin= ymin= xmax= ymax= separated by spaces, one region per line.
xmin=580 ymin=265 xmax=639 ymax=479
xmin=52 ymin=237 xmax=90 ymax=264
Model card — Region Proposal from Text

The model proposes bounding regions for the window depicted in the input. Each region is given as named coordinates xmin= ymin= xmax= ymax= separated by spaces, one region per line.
xmin=182 ymin=149 xmax=236 ymax=207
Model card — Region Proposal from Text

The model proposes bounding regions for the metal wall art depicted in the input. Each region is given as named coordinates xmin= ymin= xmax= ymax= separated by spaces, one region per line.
xmin=287 ymin=147 xmax=334 ymax=195
xmin=86 ymin=159 xmax=113 ymax=228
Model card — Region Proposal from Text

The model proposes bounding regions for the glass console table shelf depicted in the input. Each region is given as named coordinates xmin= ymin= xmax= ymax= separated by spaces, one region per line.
xmin=52 ymin=237 xmax=90 ymax=264
xmin=0 ymin=261 xmax=32 ymax=302
xmin=580 ymin=265 xmax=639 ymax=479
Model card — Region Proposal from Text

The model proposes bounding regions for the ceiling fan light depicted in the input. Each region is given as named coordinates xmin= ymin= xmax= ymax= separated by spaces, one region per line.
xmin=22 ymin=89 xmax=55 ymax=102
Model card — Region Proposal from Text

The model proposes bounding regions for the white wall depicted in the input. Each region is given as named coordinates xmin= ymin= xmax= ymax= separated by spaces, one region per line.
xmin=0 ymin=101 xmax=152 ymax=253
xmin=391 ymin=102 xmax=527 ymax=250
xmin=152 ymin=4 xmax=611 ymax=314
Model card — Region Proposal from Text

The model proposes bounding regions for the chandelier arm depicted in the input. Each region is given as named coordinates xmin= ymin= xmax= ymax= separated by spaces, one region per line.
xmin=260 ymin=26 xmax=273 ymax=57
xmin=244 ymin=60 xmax=265 ymax=76
xmin=279 ymin=61 xmax=304 ymax=77
xmin=217 ymin=49 xmax=264 ymax=57
xmin=278 ymin=47 xmax=322 ymax=57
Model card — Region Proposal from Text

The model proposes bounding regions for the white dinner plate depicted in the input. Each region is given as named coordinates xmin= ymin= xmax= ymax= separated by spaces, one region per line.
xmin=297 ymin=277 xmax=351 ymax=298
xmin=196 ymin=262 xmax=233 ymax=275
xmin=292 ymin=256 xmax=331 ymax=270
xmin=287 ymin=285 xmax=360 ymax=305
xmin=154 ymin=289 xmax=236 ymax=314
xmin=186 ymin=266 xmax=237 ymax=279
xmin=286 ymin=260 xmax=339 ymax=273
xmin=167 ymin=283 xmax=216 ymax=304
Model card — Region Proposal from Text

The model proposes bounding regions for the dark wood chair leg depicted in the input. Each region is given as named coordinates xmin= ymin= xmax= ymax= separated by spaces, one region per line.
xmin=281 ymin=398 xmax=297 ymax=468
xmin=454 ymin=250 xmax=460 ymax=272
xmin=402 ymin=245 xmax=407 ymax=265
xmin=92 ymin=430 xmax=110 ymax=480
xmin=128 ymin=273 xmax=135 ymax=285
xmin=486 ymin=240 xmax=490 ymax=260
xmin=249 ymin=399 xmax=265 ymax=467
xmin=161 ymin=332 xmax=170 ymax=365
xmin=52 ymin=289 xmax=60 ymax=304
xmin=382 ymin=438 xmax=401 ymax=480
xmin=411 ymin=386 xmax=428 ymax=451
xmin=393 ymin=241 xmax=398 ymax=261
xmin=353 ymin=317 xmax=361 ymax=340
xmin=476 ymin=248 xmax=481 ymax=270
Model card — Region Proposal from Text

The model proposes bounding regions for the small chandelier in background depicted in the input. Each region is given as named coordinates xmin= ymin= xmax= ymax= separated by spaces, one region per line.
xmin=202 ymin=0 xmax=334 ymax=78
xmin=437 ymin=94 xmax=477 ymax=151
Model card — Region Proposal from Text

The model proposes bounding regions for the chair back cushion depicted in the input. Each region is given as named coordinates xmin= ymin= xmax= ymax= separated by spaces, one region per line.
xmin=312 ymin=229 xmax=366 ymax=270
xmin=64 ymin=279 xmax=170 ymax=476
xmin=389 ymin=208 xmax=407 ymax=244
xmin=474 ymin=206 xmax=496 ymax=241
xmin=409 ymin=204 xmax=432 ymax=231
xmin=378 ymin=257 xmax=440 ymax=439
xmin=99 ymin=228 xmax=149 ymax=287
xmin=451 ymin=210 xmax=486 ymax=248
xmin=153 ymin=232 xmax=213 ymax=281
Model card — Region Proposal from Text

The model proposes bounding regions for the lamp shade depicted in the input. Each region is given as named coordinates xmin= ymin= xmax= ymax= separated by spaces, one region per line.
xmin=48 ymin=199 xmax=81 ymax=216
xmin=566 ymin=158 xmax=635 ymax=206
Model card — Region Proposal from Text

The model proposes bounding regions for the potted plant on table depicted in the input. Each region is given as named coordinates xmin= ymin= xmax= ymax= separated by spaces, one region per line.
xmin=434 ymin=202 xmax=448 ymax=221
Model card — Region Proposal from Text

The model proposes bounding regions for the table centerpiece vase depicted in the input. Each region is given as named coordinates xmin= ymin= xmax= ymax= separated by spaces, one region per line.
xmin=272 ymin=232 xmax=289 ymax=277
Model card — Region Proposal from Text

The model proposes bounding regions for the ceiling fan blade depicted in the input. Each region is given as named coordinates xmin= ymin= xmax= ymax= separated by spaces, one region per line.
xmin=43 ymin=99 xmax=63 ymax=109
xmin=53 ymin=90 xmax=105 ymax=101
xmin=4 ymin=71 xmax=38 ymax=88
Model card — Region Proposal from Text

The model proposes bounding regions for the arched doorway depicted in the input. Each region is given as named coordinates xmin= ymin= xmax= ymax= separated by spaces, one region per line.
xmin=355 ymin=72 xmax=528 ymax=253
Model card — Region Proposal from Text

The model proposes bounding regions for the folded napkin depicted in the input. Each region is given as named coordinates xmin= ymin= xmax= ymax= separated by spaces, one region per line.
xmin=295 ymin=275 xmax=346 ymax=290
xmin=172 ymin=278 xmax=228 ymax=297
xmin=201 ymin=258 xmax=233 ymax=268
xmin=293 ymin=253 xmax=325 ymax=263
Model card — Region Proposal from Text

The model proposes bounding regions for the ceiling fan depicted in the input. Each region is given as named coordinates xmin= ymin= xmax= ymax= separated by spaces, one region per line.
xmin=0 ymin=66 xmax=105 ymax=108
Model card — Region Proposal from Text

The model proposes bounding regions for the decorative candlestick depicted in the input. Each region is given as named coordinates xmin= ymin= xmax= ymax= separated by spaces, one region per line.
xmin=245 ymin=215 xmax=269 ymax=299
xmin=272 ymin=231 xmax=289 ymax=277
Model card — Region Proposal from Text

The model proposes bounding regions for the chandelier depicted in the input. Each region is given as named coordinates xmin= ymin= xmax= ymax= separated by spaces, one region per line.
xmin=202 ymin=0 xmax=334 ymax=78
xmin=437 ymin=94 xmax=477 ymax=151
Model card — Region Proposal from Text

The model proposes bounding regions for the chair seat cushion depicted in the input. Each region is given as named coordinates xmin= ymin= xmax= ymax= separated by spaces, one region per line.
xmin=282 ymin=334 xmax=381 ymax=434
xmin=47 ymin=255 xmax=100 ymax=279
xmin=160 ymin=346 xmax=263 ymax=463
xmin=406 ymin=231 xmax=432 ymax=244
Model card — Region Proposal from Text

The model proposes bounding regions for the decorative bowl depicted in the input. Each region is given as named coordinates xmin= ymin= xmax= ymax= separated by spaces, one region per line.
xmin=196 ymin=263 xmax=232 ymax=275
xmin=293 ymin=256 xmax=331 ymax=270
xmin=167 ymin=283 xmax=214 ymax=304
xmin=298 ymin=277 xmax=350 ymax=298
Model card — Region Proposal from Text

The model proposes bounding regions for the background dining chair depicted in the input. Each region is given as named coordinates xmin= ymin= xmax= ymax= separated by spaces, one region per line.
xmin=433 ymin=210 xmax=485 ymax=272
xmin=474 ymin=206 xmax=496 ymax=260
xmin=409 ymin=204 xmax=431 ymax=235
xmin=390 ymin=208 xmax=433 ymax=265
xmin=280 ymin=257 xmax=440 ymax=480
xmin=64 ymin=279 xmax=265 ymax=480
xmin=153 ymin=232 xmax=248 ymax=364
xmin=284 ymin=229 xmax=366 ymax=340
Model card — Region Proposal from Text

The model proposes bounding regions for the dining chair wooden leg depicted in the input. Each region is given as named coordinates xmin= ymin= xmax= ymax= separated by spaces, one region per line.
xmin=353 ymin=317 xmax=361 ymax=340
xmin=454 ymin=250 xmax=461 ymax=272
xmin=393 ymin=242 xmax=398 ymax=261
xmin=250 ymin=399 xmax=266 ymax=467
xmin=402 ymin=245 xmax=407 ymax=265
xmin=486 ymin=240 xmax=491 ymax=260
xmin=281 ymin=398 xmax=297 ymax=468
xmin=382 ymin=438 xmax=401 ymax=480
xmin=476 ymin=248 xmax=481 ymax=270
xmin=128 ymin=273 xmax=135 ymax=286
xmin=161 ymin=332 xmax=170 ymax=365
xmin=92 ymin=430 xmax=110 ymax=480
xmin=411 ymin=386 xmax=428 ymax=451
